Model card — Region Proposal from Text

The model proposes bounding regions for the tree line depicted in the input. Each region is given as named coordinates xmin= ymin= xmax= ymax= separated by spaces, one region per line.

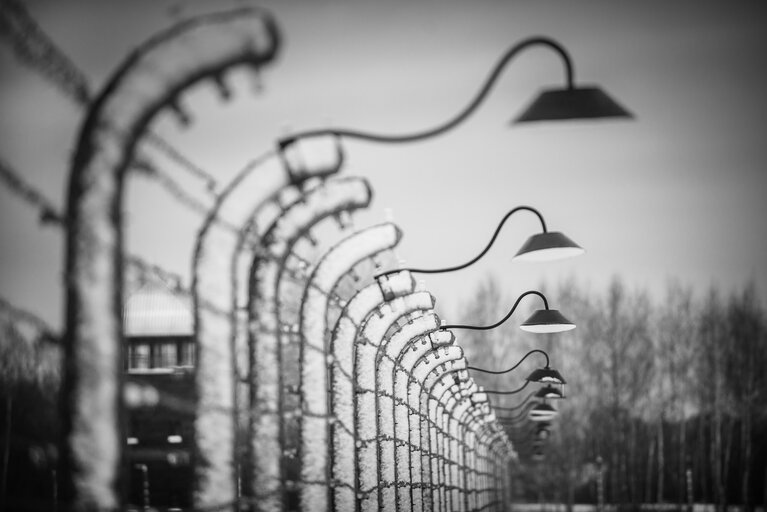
xmin=457 ymin=276 xmax=767 ymax=511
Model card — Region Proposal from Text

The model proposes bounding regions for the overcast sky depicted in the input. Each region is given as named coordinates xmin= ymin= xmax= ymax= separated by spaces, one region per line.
xmin=1 ymin=0 xmax=766 ymax=329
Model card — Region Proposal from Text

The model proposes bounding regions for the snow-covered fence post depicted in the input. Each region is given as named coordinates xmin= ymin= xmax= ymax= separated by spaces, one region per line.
xmin=299 ymin=223 xmax=402 ymax=511
xmin=475 ymin=412 xmax=495 ymax=510
xmin=411 ymin=344 xmax=464 ymax=511
xmin=328 ymin=271 xmax=415 ymax=511
xmin=354 ymin=291 xmax=435 ymax=512
xmin=432 ymin=369 xmax=473 ymax=512
xmin=398 ymin=329 xmax=454 ymax=512
xmin=196 ymin=137 xmax=347 ymax=512
xmin=377 ymin=312 xmax=441 ymax=511
xmin=460 ymin=396 xmax=491 ymax=510
xmin=423 ymin=354 xmax=467 ymax=512
xmin=451 ymin=388 xmax=480 ymax=511
xmin=247 ymin=177 xmax=371 ymax=510
xmin=446 ymin=379 xmax=475 ymax=512
xmin=62 ymin=8 xmax=279 ymax=509
xmin=442 ymin=380 xmax=464 ymax=511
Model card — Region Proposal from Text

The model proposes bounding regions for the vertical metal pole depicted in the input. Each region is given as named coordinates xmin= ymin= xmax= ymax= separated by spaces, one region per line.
xmin=686 ymin=466 xmax=693 ymax=512
xmin=134 ymin=464 xmax=150 ymax=510
xmin=52 ymin=469 xmax=58 ymax=512
xmin=596 ymin=456 xmax=605 ymax=512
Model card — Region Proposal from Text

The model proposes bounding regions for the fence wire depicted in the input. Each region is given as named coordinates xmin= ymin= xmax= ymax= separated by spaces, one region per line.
xmin=0 ymin=4 xmax=515 ymax=511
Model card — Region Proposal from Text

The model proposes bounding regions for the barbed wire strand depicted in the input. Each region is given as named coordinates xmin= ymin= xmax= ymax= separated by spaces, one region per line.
xmin=0 ymin=0 xmax=221 ymax=194
xmin=0 ymin=155 xmax=192 ymax=290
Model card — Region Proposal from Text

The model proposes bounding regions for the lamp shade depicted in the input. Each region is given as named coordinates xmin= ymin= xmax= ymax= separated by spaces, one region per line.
xmin=513 ymin=231 xmax=585 ymax=262
xmin=535 ymin=384 xmax=565 ymax=400
xmin=526 ymin=367 xmax=567 ymax=385
xmin=513 ymin=86 xmax=633 ymax=123
xmin=528 ymin=402 xmax=558 ymax=422
xmin=520 ymin=309 xmax=575 ymax=333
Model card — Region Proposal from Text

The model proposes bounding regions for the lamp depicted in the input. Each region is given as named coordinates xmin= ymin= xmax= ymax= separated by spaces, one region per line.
xmin=535 ymin=384 xmax=565 ymax=400
xmin=514 ymin=230 xmax=584 ymax=262
xmin=278 ymin=36 xmax=632 ymax=151
xmin=520 ymin=308 xmax=575 ymax=333
xmin=374 ymin=206 xmax=583 ymax=282
xmin=469 ymin=349 xmax=567 ymax=400
xmin=442 ymin=291 xmax=574 ymax=333
xmin=528 ymin=402 xmax=558 ymax=422
xmin=515 ymin=86 xmax=632 ymax=123
xmin=526 ymin=366 xmax=566 ymax=385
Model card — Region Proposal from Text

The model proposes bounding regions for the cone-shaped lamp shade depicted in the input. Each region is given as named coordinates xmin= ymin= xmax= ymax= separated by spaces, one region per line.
xmin=526 ymin=367 xmax=567 ymax=385
xmin=520 ymin=309 xmax=575 ymax=333
xmin=513 ymin=86 xmax=633 ymax=123
xmin=528 ymin=402 xmax=558 ymax=422
xmin=535 ymin=384 xmax=565 ymax=400
xmin=513 ymin=231 xmax=585 ymax=262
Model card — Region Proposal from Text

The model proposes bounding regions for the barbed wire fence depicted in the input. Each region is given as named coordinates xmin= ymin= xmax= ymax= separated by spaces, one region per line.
xmin=0 ymin=3 xmax=515 ymax=511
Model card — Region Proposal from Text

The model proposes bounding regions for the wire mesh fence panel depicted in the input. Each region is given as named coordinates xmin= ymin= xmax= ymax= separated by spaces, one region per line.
xmin=4 ymin=4 xmax=517 ymax=510
xmin=353 ymin=291 xmax=434 ymax=512
xmin=246 ymin=177 xmax=371 ymax=511
xmin=328 ymin=271 xmax=414 ymax=511
xmin=298 ymin=223 xmax=401 ymax=511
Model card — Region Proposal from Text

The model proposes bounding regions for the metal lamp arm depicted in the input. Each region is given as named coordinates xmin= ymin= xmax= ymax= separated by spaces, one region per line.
xmin=482 ymin=379 xmax=531 ymax=396
xmin=442 ymin=290 xmax=548 ymax=331
xmin=375 ymin=206 xmax=546 ymax=279
xmin=277 ymin=36 xmax=574 ymax=147
xmin=489 ymin=390 xmax=536 ymax=412
xmin=466 ymin=349 xmax=550 ymax=374
xmin=496 ymin=400 xmax=538 ymax=423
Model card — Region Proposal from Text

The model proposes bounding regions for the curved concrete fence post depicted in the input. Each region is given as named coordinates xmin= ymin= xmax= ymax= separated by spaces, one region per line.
xmin=247 ymin=177 xmax=371 ymax=510
xmin=431 ymin=367 xmax=471 ymax=512
xmin=449 ymin=382 xmax=478 ymax=511
xmin=398 ymin=329 xmax=453 ymax=512
xmin=444 ymin=382 xmax=472 ymax=512
xmin=195 ymin=143 xmax=343 ymax=512
xmin=468 ymin=404 xmax=497 ymax=511
xmin=328 ymin=271 xmax=415 ymax=511
xmin=377 ymin=312 xmax=441 ymax=512
xmin=411 ymin=344 xmax=464 ymax=511
xmin=62 ymin=8 xmax=279 ymax=509
xmin=423 ymin=354 xmax=467 ymax=512
xmin=299 ymin=223 xmax=402 ymax=511
xmin=461 ymin=399 xmax=490 ymax=511
xmin=355 ymin=291 xmax=435 ymax=512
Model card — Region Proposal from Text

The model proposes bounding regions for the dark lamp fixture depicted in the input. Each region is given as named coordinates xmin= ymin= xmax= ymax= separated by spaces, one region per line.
xmin=535 ymin=384 xmax=565 ymax=400
xmin=513 ymin=231 xmax=584 ymax=262
xmin=528 ymin=402 xmax=558 ymax=422
xmin=375 ymin=206 xmax=583 ymax=282
xmin=520 ymin=308 xmax=575 ymax=333
xmin=526 ymin=367 xmax=566 ymax=385
xmin=278 ymin=36 xmax=634 ymax=154
xmin=514 ymin=86 xmax=633 ymax=123
xmin=443 ymin=291 xmax=574 ymax=333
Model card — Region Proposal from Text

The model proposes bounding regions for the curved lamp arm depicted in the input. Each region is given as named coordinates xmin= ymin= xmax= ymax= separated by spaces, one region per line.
xmin=482 ymin=379 xmax=531 ymax=396
xmin=488 ymin=390 xmax=536 ymax=412
xmin=496 ymin=400 xmax=538 ymax=423
xmin=277 ymin=36 xmax=573 ymax=148
xmin=375 ymin=206 xmax=546 ymax=279
xmin=442 ymin=290 xmax=548 ymax=331
xmin=467 ymin=348 xmax=550 ymax=375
